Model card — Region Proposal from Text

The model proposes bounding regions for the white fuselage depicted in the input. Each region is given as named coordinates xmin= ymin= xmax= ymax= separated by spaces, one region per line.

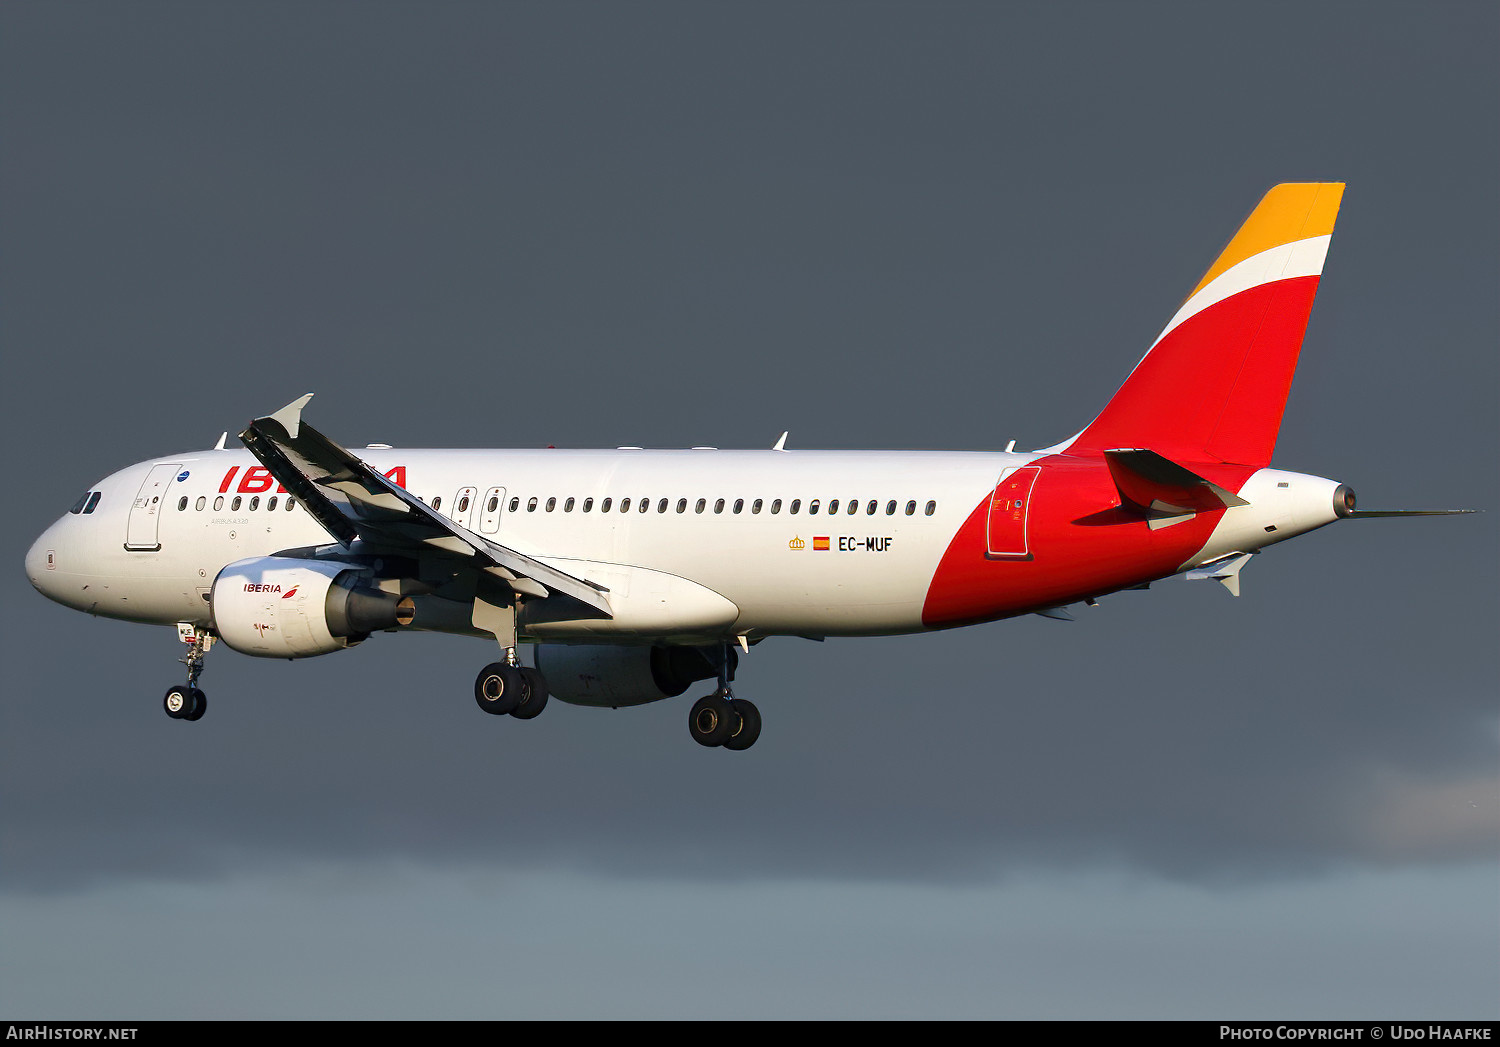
xmin=26 ymin=444 xmax=1344 ymax=646
xmin=27 ymin=446 xmax=1032 ymax=639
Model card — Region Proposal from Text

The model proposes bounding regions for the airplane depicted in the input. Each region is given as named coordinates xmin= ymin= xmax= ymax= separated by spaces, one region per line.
xmin=24 ymin=183 xmax=1471 ymax=750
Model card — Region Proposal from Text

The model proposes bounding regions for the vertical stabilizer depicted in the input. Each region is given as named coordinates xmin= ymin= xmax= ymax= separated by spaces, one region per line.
xmin=1066 ymin=183 xmax=1344 ymax=467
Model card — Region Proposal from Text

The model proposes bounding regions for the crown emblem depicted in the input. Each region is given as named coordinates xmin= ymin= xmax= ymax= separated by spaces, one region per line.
xmin=788 ymin=536 xmax=805 ymax=550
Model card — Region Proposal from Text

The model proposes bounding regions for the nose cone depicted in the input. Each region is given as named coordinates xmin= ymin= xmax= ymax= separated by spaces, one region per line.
xmin=26 ymin=518 xmax=68 ymax=604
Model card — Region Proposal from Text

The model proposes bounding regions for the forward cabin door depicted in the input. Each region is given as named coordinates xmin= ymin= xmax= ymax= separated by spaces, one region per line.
xmin=125 ymin=463 xmax=183 ymax=551
xmin=986 ymin=466 xmax=1040 ymax=559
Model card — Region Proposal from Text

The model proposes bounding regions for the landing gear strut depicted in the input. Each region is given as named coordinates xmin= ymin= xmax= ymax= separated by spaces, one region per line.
xmin=165 ymin=625 xmax=213 ymax=721
xmin=688 ymin=644 xmax=760 ymax=750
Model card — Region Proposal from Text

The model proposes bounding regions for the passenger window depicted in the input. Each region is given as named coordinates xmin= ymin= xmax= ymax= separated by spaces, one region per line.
xmin=770 ymin=499 xmax=782 ymax=514
xmin=582 ymin=498 xmax=593 ymax=512
xmin=508 ymin=497 xmax=518 ymax=512
xmin=925 ymin=500 xmax=936 ymax=516
xmin=431 ymin=496 xmax=442 ymax=511
xmin=658 ymin=498 xmax=669 ymax=513
xmin=752 ymin=499 xmax=763 ymax=514
xmin=827 ymin=499 xmax=838 ymax=514
xmin=905 ymin=500 xmax=916 ymax=515
xmin=789 ymin=499 xmax=801 ymax=514
xmin=866 ymin=500 xmax=878 ymax=515
xmin=603 ymin=497 xmax=614 ymax=513
xmin=287 ymin=498 xmax=296 ymax=511
xmin=639 ymin=498 xmax=650 ymax=513
xmin=676 ymin=498 xmax=687 ymax=513
xmin=231 ymin=496 xmax=242 ymax=511
xmin=808 ymin=499 xmax=820 ymax=514
xmin=527 ymin=497 xmax=537 ymax=512
xmin=214 ymin=496 xmax=224 ymax=511
xmin=886 ymin=500 xmax=897 ymax=515
xmin=714 ymin=498 xmax=724 ymax=514
xmin=487 ymin=495 xmax=499 ymax=513
xmin=546 ymin=498 xmax=556 ymax=512
xmin=695 ymin=498 xmax=706 ymax=514
xmin=733 ymin=499 xmax=744 ymax=514
xmin=268 ymin=496 xmax=279 ymax=511
xmin=459 ymin=495 xmax=472 ymax=513
xmin=196 ymin=496 xmax=206 ymax=511
xmin=249 ymin=496 xmax=260 ymax=511
xmin=847 ymin=499 xmax=858 ymax=515
xmin=177 ymin=496 xmax=188 ymax=511
xmin=564 ymin=497 xmax=575 ymax=512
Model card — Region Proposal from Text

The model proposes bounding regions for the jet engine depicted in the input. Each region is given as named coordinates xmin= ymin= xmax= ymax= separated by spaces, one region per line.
xmin=535 ymin=644 xmax=731 ymax=707
xmin=211 ymin=556 xmax=412 ymax=658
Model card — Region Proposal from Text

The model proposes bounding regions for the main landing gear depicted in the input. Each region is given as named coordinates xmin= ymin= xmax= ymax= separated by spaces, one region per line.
xmin=164 ymin=625 xmax=213 ymax=721
xmin=474 ymin=657 xmax=550 ymax=721
xmin=688 ymin=644 xmax=761 ymax=751
xmin=471 ymin=595 xmax=549 ymax=722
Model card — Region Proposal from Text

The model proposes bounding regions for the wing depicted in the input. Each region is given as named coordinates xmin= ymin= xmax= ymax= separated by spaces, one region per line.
xmin=237 ymin=394 xmax=612 ymax=617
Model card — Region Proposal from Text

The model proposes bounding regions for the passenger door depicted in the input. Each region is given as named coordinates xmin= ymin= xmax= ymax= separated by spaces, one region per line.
xmin=125 ymin=463 xmax=183 ymax=551
xmin=986 ymin=466 xmax=1040 ymax=559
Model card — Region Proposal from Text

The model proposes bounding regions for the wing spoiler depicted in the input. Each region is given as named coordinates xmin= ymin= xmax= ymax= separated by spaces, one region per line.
xmin=239 ymin=394 xmax=612 ymax=616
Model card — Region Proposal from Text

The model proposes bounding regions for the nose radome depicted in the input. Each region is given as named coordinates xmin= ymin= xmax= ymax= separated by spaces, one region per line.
xmin=25 ymin=520 xmax=64 ymax=597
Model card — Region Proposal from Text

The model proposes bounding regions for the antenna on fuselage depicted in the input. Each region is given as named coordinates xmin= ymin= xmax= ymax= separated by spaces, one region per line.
xmin=214 ymin=432 xmax=228 ymax=450
xmin=773 ymin=432 xmax=789 ymax=452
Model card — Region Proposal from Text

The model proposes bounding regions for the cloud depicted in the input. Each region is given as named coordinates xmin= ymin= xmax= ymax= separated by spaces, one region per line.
xmin=1357 ymin=767 xmax=1500 ymax=860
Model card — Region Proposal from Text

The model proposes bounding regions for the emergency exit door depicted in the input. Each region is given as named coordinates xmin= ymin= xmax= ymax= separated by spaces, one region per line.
xmin=478 ymin=486 xmax=506 ymax=534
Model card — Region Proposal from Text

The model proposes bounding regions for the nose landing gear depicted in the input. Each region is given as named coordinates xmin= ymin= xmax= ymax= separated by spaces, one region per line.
xmin=164 ymin=624 xmax=213 ymax=721
xmin=163 ymin=684 xmax=206 ymax=721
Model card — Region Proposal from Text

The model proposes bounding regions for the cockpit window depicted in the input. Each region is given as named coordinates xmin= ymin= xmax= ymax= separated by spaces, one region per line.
xmin=69 ymin=492 xmax=91 ymax=514
xmin=83 ymin=492 xmax=102 ymax=514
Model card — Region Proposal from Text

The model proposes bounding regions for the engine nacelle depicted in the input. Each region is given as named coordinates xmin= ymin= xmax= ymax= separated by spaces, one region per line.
xmin=211 ymin=557 xmax=411 ymax=658
xmin=535 ymin=644 xmax=730 ymax=707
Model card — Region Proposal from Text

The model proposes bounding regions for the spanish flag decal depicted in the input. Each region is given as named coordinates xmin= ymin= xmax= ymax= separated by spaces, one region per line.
xmin=812 ymin=536 xmax=830 ymax=551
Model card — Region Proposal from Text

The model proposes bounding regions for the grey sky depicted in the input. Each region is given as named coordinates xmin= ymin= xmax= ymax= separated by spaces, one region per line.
xmin=2 ymin=1 xmax=1496 ymax=1019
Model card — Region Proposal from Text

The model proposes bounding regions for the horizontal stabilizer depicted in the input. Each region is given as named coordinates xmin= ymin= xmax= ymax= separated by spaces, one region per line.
xmin=1185 ymin=551 xmax=1255 ymax=597
xmin=1105 ymin=448 xmax=1249 ymax=517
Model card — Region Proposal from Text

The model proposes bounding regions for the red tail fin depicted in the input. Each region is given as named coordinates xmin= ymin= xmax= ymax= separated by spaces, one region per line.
xmin=1066 ymin=183 xmax=1344 ymax=468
